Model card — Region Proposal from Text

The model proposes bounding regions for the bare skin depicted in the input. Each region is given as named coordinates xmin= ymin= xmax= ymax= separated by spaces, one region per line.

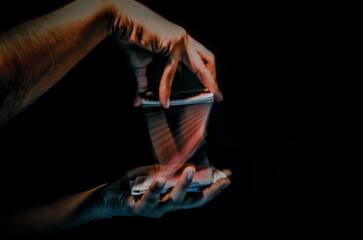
xmin=2 ymin=165 xmax=231 ymax=235
xmin=0 ymin=0 xmax=223 ymax=125
xmin=0 ymin=0 xmax=229 ymax=235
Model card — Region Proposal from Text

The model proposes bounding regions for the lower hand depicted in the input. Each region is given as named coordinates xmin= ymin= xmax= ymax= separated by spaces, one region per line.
xmin=96 ymin=165 xmax=231 ymax=218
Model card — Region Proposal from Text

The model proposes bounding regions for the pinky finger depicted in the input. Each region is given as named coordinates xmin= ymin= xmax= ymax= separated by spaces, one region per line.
xmin=198 ymin=178 xmax=231 ymax=207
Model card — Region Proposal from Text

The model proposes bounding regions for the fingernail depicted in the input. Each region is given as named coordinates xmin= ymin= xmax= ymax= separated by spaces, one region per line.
xmin=186 ymin=168 xmax=195 ymax=181
xmin=164 ymin=98 xmax=170 ymax=109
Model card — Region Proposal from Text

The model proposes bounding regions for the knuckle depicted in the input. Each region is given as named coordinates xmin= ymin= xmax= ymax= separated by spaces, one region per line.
xmin=177 ymin=26 xmax=187 ymax=40
xmin=173 ymin=26 xmax=188 ymax=45
xmin=170 ymin=196 xmax=184 ymax=206
xmin=209 ymin=51 xmax=215 ymax=62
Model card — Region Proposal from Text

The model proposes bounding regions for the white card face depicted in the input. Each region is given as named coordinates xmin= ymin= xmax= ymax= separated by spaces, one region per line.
xmin=141 ymin=89 xmax=214 ymax=107
xmin=141 ymin=92 xmax=214 ymax=107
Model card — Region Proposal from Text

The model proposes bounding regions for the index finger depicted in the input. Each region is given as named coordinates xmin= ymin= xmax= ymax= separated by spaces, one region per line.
xmin=133 ymin=176 xmax=166 ymax=213
xmin=182 ymin=36 xmax=223 ymax=101
xmin=188 ymin=36 xmax=217 ymax=80
xmin=159 ymin=166 xmax=195 ymax=210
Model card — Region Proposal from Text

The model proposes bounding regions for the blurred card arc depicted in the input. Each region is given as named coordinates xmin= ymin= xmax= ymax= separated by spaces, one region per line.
xmin=130 ymin=89 xmax=226 ymax=195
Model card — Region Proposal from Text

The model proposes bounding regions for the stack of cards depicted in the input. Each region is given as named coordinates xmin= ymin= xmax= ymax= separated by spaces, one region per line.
xmin=130 ymin=167 xmax=226 ymax=196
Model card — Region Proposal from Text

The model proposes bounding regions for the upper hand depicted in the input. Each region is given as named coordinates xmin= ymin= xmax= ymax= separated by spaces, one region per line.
xmin=110 ymin=0 xmax=223 ymax=108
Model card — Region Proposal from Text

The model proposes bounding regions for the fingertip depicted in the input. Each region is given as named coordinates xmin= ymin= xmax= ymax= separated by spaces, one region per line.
xmin=214 ymin=90 xmax=224 ymax=102
xmin=224 ymin=177 xmax=231 ymax=185
xmin=185 ymin=166 xmax=195 ymax=181
xmin=163 ymin=98 xmax=170 ymax=109
xmin=127 ymin=196 xmax=136 ymax=208
xmin=212 ymin=176 xmax=231 ymax=192
xmin=211 ymin=177 xmax=231 ymax=194
xmin=134 ymin=96 xmax=142 ymax=107
xmin=222 ymin=178 xmax=231 ymax=190
xmin=185 ymin=165 xmax=196 ymax=171
xmin=221 ymin=169 xmax=232 ymax=177
xmin=159 ymin=92 xmax=170 ymax=109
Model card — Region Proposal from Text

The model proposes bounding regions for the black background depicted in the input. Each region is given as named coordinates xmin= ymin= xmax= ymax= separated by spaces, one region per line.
xmin=0 ymin=0 xmax=310 ymax=237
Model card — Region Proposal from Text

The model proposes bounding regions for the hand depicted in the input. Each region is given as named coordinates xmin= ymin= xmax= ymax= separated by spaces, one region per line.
xmin=110 ymin=0 xmax=223 ymax=108
xmin=97 ymin=165 xmax=231 ymax=218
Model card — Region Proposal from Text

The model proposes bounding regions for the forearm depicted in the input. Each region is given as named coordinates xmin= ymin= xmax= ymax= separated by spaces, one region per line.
xmin=2 ymin=185 xmax=107 ymax=236
xmin=0 ymin=0 xmax=115 ymax=125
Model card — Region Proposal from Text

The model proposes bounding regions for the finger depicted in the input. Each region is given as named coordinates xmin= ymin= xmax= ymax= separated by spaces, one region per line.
xmin=179 ymin=177 xmax=230 ymax=210
xmin=159 ymin=54 xmax=180 ymax=108
xmin=198 ymin=178 xmax=231 ymax=206
xmin=182 ymin=37 xmax=223 ymax=101
xmin=117 ymin=44 xmax=152 ymax=107
xmin=161 ymin=166 xmax=195 ymax=209
xmin=221 ymin=169 xmax=233 ymax=178
xmin=134 ymin=176 xmax=166 ymax=213
xmin=189 ymin=36 xmax=217 ymax=80
xmin=133 ymin=67 xmax=148 ymax=107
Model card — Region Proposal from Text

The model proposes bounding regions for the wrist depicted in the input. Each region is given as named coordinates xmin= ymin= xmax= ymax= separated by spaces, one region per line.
xmin=104 ymin=0 xmax=158 ymax=37
xmin=72 ymin=0 xmax=122 ymax=39
xmin=80 ymin=184 xmax=112 ymax=220
xmin=63 ymin=184 xmax=111 ymax=231
xmin=104 ymin=0 xmax=136 ymax=36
